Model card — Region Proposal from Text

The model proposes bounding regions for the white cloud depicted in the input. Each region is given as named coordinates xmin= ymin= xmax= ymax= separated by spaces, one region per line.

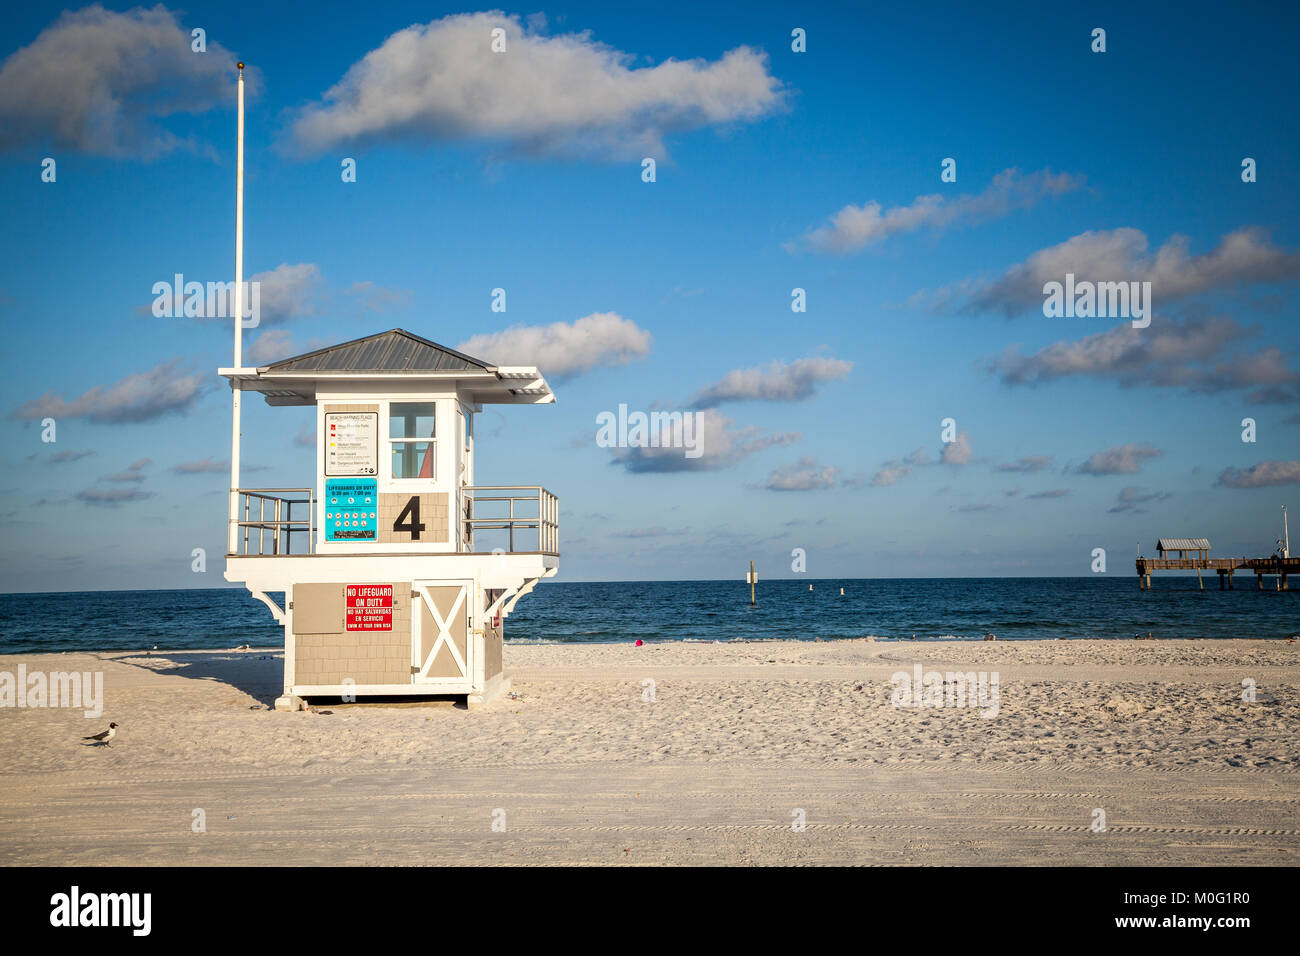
xmin=997 ymin=455 xmax=1053 ymax=472
xmin=173 ymin=457 xmax=229 ymax=474
xmin=104 ymin=458 xmax=151 ymax=482
xmin=690 ymin=357 xmax=852 ymax=408
xmin=793 ymin=168 xmax=1082 ymax=254
xmin=940 ymin=431 xmax=973 ymax=465
xmin=286 ymin=12 xmax=783 ymax=159
xmin=9 ymin=359 xmax=205 ymax=424
xmin=1075 ymin=442 xmax=1163 ymax=475
xmin=987 ymin=315 xmax=1299 ymax=404
xmin=244 ymin=328 xmax=328 ymax=366
xmin=1216 ymin=460 xmax=1300 ymax=488
xmin=458 ymin=312 xmax=650 ymax=380
xmin=75 ymin=486 xmax=153 ymax=507
xmin=1108 ymin=485 xmax=1172 ymax=513
xmin=609 ymin=409 xmax=797 ymax=473
xmin=48 ymin=449 xmax=96 ymax=463
xmin=757 ymin=457 xmax=840 ymax=491
xmin=870 ymin=463 xmax=910 ymax=487
xmin=0 ymin=5 xmax=244 ymax=158
xmin=869 ymin=447 xmax=931 ymax=487
xmin=968 ymin=227 xmax=1300 ymax=315
xmin=251 ymin=263 xmax=324 ymax=326
xmin=904 ymin=447 xmax=932 ymax=467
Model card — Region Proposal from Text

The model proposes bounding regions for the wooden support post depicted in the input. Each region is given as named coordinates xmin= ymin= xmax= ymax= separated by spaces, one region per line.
xmin=1228 ymin=570 xmax=1234 ymax=589
xmin=1197 ymin=568 xmax=1203 ymax=590
xmin=1218 ymin=570 xmax=1225 ymax=590
xmin=1282 ymin=572 xmax=1289 ymax=591
xmin=1257 ymin=573 xmax=1263 ymax=590
xmin=749 ymin=560 xmax=755 ymax=606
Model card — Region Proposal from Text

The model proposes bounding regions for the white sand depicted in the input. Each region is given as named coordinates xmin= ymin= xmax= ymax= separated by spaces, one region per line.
xmin=1 ymin=638 xmax=1297 ymax=865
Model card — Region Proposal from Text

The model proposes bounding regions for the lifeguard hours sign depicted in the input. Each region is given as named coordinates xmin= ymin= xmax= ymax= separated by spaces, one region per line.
xmin=345 ymin=584 xmax=393 ymax=631
xmin=325 ymin=478 xmax=377 ymax=541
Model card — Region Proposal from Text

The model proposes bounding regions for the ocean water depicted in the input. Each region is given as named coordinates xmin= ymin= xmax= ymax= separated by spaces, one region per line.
xmin=0 ymin=578 xmax=1295 ymax=654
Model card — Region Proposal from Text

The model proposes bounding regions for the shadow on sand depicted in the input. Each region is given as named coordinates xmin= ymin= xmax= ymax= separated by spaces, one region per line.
xmin=109 ymin=650 xmax=285 ymax=708
xmin=106 ymin=650 xmax=468 ymax=710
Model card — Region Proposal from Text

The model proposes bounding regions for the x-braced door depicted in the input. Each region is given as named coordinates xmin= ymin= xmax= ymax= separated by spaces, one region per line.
xmin=411 ymin=580 xmax=474 ymax=687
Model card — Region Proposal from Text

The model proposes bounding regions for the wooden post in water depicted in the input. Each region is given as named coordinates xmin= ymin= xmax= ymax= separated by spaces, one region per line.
xmin=749 ymin=560 xmax=756 ymax=606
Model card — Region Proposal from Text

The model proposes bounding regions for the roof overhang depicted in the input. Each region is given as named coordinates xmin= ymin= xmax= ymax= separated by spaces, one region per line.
xmin=217 ymin=366 xmax=555 ymax=406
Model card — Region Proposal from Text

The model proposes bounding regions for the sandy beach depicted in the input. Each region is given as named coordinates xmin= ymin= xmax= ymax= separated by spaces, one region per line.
xmin=1 ymin=638 xmax=1297 ymax=866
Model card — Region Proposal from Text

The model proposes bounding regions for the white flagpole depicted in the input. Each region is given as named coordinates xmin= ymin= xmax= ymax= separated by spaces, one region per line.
xmin=1284 ymin=505 xmax=1290 ymax=559
xmin=228 ymin=62 xmax=245 ymax=556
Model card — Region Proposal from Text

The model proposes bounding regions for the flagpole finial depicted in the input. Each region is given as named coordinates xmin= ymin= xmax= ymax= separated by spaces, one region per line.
xmin=237 ymin=61 xmax=245 ymax=74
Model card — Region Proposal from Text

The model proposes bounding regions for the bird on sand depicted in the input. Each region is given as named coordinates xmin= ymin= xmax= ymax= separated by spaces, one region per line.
xmin=83 ymin=722 xmax=118 ymax=747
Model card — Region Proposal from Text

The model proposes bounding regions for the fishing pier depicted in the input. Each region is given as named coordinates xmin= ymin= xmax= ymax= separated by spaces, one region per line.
xmin=1135 ymin=516 xmax=1296 ymax=590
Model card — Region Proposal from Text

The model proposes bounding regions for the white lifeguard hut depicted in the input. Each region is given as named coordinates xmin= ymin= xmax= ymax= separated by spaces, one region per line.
xmin=220 ymin=329 xmax=558 ymax=709
xmin=217 ymin=65 xmax=556 ymax=711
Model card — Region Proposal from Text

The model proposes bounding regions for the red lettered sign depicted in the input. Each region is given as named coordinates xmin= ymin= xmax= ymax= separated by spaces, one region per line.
xmin=346 ymin=584 xmax=393 ymax=631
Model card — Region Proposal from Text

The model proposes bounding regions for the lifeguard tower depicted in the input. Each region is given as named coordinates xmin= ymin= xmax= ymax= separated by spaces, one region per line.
xmin=215 ymin=65 xmax=556 ymax=710
xmin=220 ymin=328 xmax=558 ymax=710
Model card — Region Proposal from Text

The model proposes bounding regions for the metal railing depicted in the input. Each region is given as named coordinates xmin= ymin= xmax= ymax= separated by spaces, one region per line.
xmin=459 ymin=486 xmax=558 ymax=554
xmin=232 ymin=488 xmax=316 ymax=555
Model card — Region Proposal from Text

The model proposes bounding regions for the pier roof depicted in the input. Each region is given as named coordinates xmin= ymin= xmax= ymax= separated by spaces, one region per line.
xmin=1157 ymin=538 xmax=1210 ymax=551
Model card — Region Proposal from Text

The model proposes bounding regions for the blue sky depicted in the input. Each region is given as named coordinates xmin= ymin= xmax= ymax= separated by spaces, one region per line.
xmin=1 ymin=0 xmax=1298 ymax=591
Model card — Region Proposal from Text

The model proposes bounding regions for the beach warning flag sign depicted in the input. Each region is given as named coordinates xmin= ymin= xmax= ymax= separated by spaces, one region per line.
xmin=346 ymin=584 xmax=394 ymax=631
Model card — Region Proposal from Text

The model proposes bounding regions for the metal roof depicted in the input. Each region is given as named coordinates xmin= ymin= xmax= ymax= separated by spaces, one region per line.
xmin=1157 ymin=538 xmax=1210 ymax=551
xmin=260 ymin=329 xmax=493 ymax=374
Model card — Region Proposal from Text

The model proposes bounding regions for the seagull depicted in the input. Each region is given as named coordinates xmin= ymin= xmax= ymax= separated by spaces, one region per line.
xmin=83 ymin=722 xmax=118 ymax=747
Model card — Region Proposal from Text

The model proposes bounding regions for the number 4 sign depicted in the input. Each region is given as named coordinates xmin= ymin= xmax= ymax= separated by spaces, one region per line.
xmin=393 ymin=496 xmax=426 ymax=540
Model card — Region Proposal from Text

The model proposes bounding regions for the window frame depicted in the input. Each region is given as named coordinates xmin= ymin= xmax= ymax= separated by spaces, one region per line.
xmin=387 ymin=400 xmax=438 ymax=484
